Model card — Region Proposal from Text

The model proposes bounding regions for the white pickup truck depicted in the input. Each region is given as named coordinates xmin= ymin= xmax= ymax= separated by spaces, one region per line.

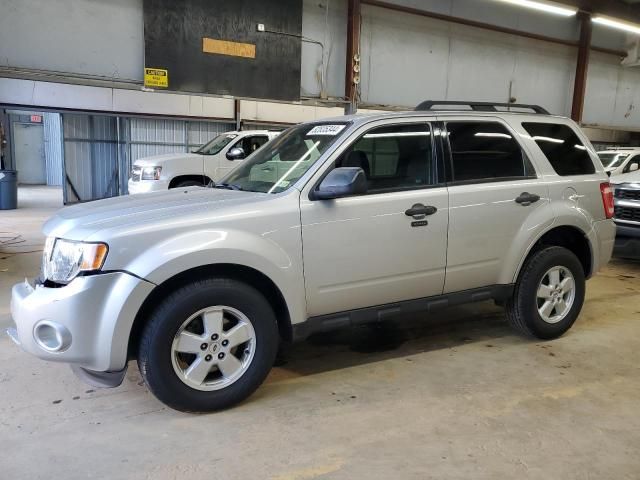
xmin=128 ymin=130 xmax=280 ymax=194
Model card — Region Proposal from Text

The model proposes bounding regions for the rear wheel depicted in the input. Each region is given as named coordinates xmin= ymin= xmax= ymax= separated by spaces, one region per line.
xmin=506 ymin=246 xmax=585 ymax=339
xmin=137 ymin=278 xmax=279 ymax=412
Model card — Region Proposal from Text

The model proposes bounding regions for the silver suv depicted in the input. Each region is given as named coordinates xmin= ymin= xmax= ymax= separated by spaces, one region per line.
xmin=9 ymin=102 xmax=616 ymax=412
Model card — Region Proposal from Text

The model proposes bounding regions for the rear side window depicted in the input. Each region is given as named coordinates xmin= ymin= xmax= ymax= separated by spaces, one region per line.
xmin=522 ymin=123 xmax=595 ymax=176
xmin=446 ymin=121 xmax=535 ymax=183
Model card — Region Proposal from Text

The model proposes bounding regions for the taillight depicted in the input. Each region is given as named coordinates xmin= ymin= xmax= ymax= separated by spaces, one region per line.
xmin=600 ymin=182 xmax=614 ymax=219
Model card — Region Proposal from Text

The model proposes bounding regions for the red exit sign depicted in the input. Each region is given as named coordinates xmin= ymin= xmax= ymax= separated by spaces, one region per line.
xmin=30 ymin=115 xmax=42 ymax=123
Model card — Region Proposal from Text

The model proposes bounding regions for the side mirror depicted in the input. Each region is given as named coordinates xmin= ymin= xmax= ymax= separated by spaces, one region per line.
xmin=226 ymin=147 xmax=246 ymax=160
xmin=630 ymin=163 xmax=639 ymax=172
xmin=314 ymin=167 xmax=367 ymax=200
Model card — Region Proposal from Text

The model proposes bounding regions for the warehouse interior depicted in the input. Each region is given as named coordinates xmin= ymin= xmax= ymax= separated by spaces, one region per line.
xmin=1 ymin=0 xmax=640 ymax=478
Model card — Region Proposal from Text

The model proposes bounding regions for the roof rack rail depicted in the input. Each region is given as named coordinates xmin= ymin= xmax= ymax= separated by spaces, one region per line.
xmin=414 ymin=100 xmax=550 ymax=115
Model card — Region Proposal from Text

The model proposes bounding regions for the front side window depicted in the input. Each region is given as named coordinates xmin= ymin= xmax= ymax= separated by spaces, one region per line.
xmin=623 ymin=156 xmax=640 ymax=174
xmin=522 ymin=122 xmax=595 ymax=176
xmin=222 ymin=123 xmax=349 ymax=193
xmin=331 ymin=123 xmax=436 ymax=194
xmin=598 ymin=152 xmax=629 ymax=169
xmin=235 ymin=135 xmax=269 ymax=155
xmin=194 ymin=133 xmax=238 ymax=155
xmin=446 ymin=121 xmax=534 ymax=183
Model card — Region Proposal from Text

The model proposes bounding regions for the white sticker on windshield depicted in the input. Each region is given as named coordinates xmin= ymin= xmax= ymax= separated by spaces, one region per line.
xmin=307 ymin=125 xmax=346 ymax=136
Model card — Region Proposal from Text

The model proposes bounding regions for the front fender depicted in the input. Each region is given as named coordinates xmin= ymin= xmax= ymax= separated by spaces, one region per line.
xmin=123 ymin=228 xmax=306 ymax=326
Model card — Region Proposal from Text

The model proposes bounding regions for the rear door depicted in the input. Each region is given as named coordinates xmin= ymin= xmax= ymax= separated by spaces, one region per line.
xmin=442 ymin=118 xmax=550 ymax=293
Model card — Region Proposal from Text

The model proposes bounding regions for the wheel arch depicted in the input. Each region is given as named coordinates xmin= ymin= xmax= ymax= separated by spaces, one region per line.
xmin=514 ymin=225 xmax=593 ymax=282
xmin=168 ymin=174 xmax=212 ymax=189
xmin=127 ymin=263 xmax=293 ymax=360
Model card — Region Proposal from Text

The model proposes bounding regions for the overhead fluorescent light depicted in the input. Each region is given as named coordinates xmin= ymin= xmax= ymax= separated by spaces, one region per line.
xmin=593 ymin=16 xmax=640 ymax=35
xmin=494 ymin=0 xmax=577 ymax=17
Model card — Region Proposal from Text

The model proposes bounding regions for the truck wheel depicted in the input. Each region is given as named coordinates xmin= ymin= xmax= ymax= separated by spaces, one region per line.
xmin=506 ymin=246 xmax=585 ymax=340
xmin=172 ymin=180 xmax=203 ymax=188
xmin=137 ymin=277 xmax=279 ymax=412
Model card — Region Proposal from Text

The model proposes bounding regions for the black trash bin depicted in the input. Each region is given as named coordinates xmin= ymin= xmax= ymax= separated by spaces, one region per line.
xmin=0 ymin=170 xmax=18 ymax=210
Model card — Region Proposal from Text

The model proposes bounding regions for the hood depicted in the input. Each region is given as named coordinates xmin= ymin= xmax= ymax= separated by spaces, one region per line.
xmin=43 ymin=187 xmax=266 ymax=241
xmin=133 ymin=152 xmax=202 ymax=166
xmin=610 ymin=169 xmax=640 ymax=186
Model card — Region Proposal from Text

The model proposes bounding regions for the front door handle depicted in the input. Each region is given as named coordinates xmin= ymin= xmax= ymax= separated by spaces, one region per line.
xmin=515 ymin=192 xmax=540 ymax=206
xmin=405 ymin=204 xmax=437 ymax=217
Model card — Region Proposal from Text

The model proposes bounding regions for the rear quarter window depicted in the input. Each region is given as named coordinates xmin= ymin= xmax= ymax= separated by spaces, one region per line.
xmin=522 ymin=122 xmax=595 ymax=176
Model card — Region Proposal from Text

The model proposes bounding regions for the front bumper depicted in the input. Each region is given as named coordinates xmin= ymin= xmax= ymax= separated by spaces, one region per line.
xmin=127 ymin=178 xmax=169 ymax=194
xmin=9 ymin=272 xmax=154 ymax=372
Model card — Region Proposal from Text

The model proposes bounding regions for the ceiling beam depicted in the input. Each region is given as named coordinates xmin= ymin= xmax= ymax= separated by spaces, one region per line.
xmin=554 ymin=0 xmax=640 ymax=25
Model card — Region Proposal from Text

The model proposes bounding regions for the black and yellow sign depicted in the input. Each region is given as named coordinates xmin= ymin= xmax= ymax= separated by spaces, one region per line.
xmin=144 ymin=68 xmax=168 ymax=88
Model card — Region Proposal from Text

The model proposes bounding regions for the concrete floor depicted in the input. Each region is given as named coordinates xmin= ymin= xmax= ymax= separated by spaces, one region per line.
xmin=1 ymin=186 xmax=640 ymax=479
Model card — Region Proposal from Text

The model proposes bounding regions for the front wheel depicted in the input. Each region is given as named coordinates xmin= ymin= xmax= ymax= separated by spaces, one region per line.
xmin=137 ymin=278 xmax=279 ymax=412
xmin=506 ymin=246 xmax=586 ymax=340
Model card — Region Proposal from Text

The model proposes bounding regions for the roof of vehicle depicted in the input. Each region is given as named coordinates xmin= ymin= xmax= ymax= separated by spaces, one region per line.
xmin=225 ymin=130 xmax=280 ymax=135
xmin=314 ymin=109 xmax=571 ymax=127
xmin=598 ymin=147 xmax=640 ymax=153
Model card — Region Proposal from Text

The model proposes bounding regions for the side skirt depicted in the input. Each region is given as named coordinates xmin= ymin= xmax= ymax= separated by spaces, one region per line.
xmin=293 ymin=284 xmax=514 ymax=341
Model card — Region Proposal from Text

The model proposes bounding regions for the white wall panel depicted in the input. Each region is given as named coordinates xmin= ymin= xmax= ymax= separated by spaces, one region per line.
xmin=0 ymin=0 xmax=143 ymax=81
xmin=360 ymin=4 xmax=577 ymax=116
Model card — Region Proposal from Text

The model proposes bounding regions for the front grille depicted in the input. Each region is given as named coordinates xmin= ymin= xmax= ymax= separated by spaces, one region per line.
xmin=615 ymin=188 xmax=640 ymax=201
xmin=614 ymin=206 xmax=640 ymax=222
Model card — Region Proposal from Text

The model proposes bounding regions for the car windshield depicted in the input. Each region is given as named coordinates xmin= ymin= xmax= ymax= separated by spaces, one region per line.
xmin=220 ymin=122 xmax=349 ymax=193
xmin=598 ymin=152 xmax=629 ymax=169
xmin=194 ymin=133 xmax=238 ymax=155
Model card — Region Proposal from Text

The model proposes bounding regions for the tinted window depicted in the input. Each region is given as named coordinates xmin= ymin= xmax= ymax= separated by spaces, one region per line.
xmin=446 ymin=122 xmax=534 ymax=183
xmin=337 ymin=123 xmax=436 ymax=193
xmin=522 ymin=123 xmax=595 ymax=176
xmin=624 ymin=155 xmax=640 ymax=174
xmin=236 ymin=135 xmax=269 ymax=155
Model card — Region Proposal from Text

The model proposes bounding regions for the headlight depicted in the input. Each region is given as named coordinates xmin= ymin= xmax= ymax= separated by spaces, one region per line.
xmin=43 ymin=238 xmax=108 ymax=284
xmin=141 ymin=166 xmax=162 ymax=180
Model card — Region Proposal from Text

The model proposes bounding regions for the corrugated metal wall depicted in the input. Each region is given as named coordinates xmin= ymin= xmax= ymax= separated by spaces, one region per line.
xmin=129 ymin=119 xmax=233 ymax=162
xmin=61 ymin=113 xmax=234 ymax=203
xmin=62 ymin=114 xmax=119 ymax=203
xmin=43 ymin=113 xmax=63 ymax=186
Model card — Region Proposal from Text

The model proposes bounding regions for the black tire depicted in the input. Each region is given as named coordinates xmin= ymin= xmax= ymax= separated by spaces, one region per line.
xmin=137 ymin=278 xmax=279 ymax=412
xmin=506 ymin=246 xmax=586 ymax=340
xmin=172 ymin=180 xmax=204 ymax=188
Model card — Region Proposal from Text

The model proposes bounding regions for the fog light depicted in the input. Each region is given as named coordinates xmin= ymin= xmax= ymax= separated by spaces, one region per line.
xmin=34 ymin=321 xmax=71 ymax=352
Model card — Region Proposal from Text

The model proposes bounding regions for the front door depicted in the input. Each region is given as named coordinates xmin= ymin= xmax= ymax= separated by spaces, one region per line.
xmin=300 ymin=122 xmax=449 ymax=317
xmin=14 ymin=123 xmax=46 ymax=184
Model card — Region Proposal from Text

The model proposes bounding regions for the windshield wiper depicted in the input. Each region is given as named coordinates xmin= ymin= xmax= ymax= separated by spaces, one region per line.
xmin=212 ymin=182 xmax=243 ymax=191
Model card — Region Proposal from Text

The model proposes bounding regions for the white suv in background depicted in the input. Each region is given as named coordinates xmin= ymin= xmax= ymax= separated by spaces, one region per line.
xmin=128 ymin=130 xmax=280 ymax=194
xmin=597 ymin=148 xmax=640 ymax=177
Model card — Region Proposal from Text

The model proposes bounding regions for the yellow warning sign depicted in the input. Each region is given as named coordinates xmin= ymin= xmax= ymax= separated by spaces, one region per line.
xmin=144 ymin=68 xmax=168 ymax=88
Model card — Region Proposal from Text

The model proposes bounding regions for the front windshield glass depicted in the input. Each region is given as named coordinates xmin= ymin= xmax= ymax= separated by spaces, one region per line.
xmin=221 ymin=122 xmax=349 ymax=193
xmin=194 ymin=133 xmax=238 ymax=155
xmin=598 ymin=152 xmax=629 ymax=169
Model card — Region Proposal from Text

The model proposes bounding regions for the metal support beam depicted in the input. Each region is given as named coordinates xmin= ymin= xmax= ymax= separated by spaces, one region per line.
xmin=234 ymin=98 xmax=241 ymax=131
xmin=345 ymin=0 xmax=361 ymax=114
xmin=572 ymin=12 xmax=592 ymax=123
xmin=362 ymin=0 xmax=625 ymax=57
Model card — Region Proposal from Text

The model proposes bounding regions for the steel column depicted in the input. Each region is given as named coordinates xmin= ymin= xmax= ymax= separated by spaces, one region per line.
xmin=571 ymin=12 xmax=592 ymax=123
xmin=345 ymin=0 xmax=361 ymax=114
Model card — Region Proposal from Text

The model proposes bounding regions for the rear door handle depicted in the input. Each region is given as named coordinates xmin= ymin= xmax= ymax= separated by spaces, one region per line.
xmin=405 ymin=204 xmax=437 ymax=217
xmin=515 ymin=192 xmax=540 ymax=206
